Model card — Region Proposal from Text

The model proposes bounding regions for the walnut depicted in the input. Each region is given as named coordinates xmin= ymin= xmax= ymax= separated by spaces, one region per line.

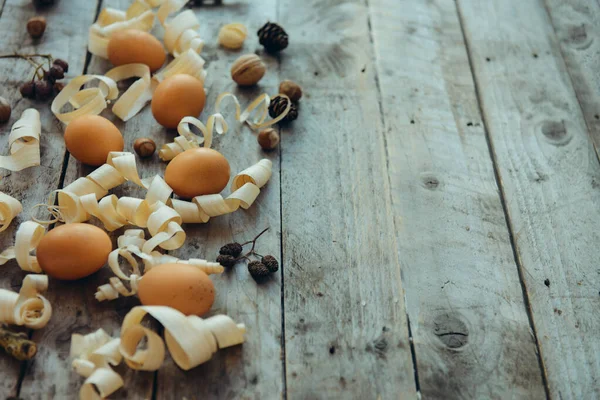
xmin=231 ymin=54 xmax=266 ymax=86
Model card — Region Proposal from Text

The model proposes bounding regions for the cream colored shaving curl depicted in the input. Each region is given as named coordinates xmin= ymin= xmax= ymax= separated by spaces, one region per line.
xmin=71 ymin=306 xmax=245 ymax=400
xmin=0 ymin=109 xmax=41 ymax=172
xmin=95 ymin=229 xmax=224 ymax=302
xmin=159 ymin=93 xmax=291 ymax=161
xmin=89 ymin=0 xmax=205 ymax=59
xmin=0 ymin=274 xmax=51 ymax=329
xmin=0 ymin=192 xmax=22 ymax=232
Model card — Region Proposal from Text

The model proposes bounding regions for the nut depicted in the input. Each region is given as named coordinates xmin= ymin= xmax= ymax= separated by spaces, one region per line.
xmin=27 ymin=16 xmax=46 ymax=39
xmin=133 ymin=138 xmax=156 ymax=158
xmin=231 ymin=54 xmax=266 ymax=86
xmin=218 ymin=23 xmax=247 ymax=50
xmin=0 ymin=97 xmax=11 ymax=123
xmin=279 ymin=80 xmax=302 ymax=102
xmin=257 ymin=128 xmax=280 ymax=150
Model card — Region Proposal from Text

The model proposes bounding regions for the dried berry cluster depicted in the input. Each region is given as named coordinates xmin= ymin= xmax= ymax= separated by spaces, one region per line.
xmin=19 ymin=58 xmax=68 ymax=101
xmin=216 ymin=228 xmax=279 ymax=281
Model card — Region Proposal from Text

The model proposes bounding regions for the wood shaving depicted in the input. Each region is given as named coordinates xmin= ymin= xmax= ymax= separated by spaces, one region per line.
xmin=71 ymin=306 xmax=245 ymax=399
xmin=218 ymin=23 xmax=248 ymax=50
xmin=0 ymin=109 xmax=41 ymax=171
xmin=0 ymin=192 xmax=22 ymax=232
xmin=0 ymin=274 xmax=51 ymax=329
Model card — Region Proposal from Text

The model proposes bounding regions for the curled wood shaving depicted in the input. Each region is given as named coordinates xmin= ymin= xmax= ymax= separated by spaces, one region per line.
xmin=0 ymin=109 xmax=42 ymax=171
xmin=218 ymin=23 xmax=248 ymax=50
xmin=89 ymin=0 xmax=205 ymax=59
xmin=0 ymin=274 xmax=51 ymax=329
xmin=71 ymin=306 xmax=245 ymax=399
xmin=159 ymin=93 xmax=291 ymax=161
xmin=0 ymin=192 xmax=22 ymax=232
xmin=95 ymin=229 xmax=223 ymax=302
xmin=0 ymin=221 xmax=45 ymax=273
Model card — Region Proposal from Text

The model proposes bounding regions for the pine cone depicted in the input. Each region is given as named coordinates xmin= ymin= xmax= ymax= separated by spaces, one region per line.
xmin=219 ymin=242 xmax=243 ymax=257
xmin=269 ymin=95 xmax=298 ymax=123
xmin=248 ymin=261 xmax=270 ymax=279
xmin=216 ymin=254 xmax=236 ymax=268
xmin=262 ymin=255 xmax=279 ymax=273
xmin=257 ymin=22 xmax=289 ymax=53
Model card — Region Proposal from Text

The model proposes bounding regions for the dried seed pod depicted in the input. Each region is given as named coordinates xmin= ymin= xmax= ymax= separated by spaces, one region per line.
xmin=34 ymin=80 xmax=53 ymax=100
xmin=269 ymin=95 xmax=298 ymax=123
xmin=48 ymin=65 xmax=64 ymax=80
xmin=27 ymin=16 xmax=47 ymax=39
xmin=0 ymin=97 xmax=11 ymax=123
xmin=279 ymin=80 xmax=302 ymax=103
xmin=133 ymin=138 xmax=156 ymax=158
xmin=218 ymin=23 xmax=248 ymax=50
xmin=248 ymin=261 xmax=270 ymax=279
xmin=216 ymin=254 xmax=236 ymax=268
xmin=231 ymin=54 xmax=266 ymax=86
xmin=257 ymin=22 xmax=289 ymax=53
xmin=219 ymin=242 xmax=243 ymax=257
xmin=257 ymin=128 xmax=280 ymax=150
xmin=20 ymin=82 xmax=36 ymax=99
xmin=52 ymin=58 xmax=69 ymax=73
xmin=0 ymin=326 xmax=37 ymax=361
xmin=262 ymin=255 xmax=279 ymax=273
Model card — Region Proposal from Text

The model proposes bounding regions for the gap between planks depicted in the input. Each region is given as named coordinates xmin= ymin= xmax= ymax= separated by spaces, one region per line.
xmin=452 ymin=1 xmax=551 ymax=397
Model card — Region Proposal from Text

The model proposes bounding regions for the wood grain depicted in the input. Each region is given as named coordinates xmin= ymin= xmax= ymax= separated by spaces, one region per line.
xmin=156 ymin=1 xmax=285 ymax=399
xmin=457 ymin=0 xmax=600 ymax=397
xmin=0 ymin=0 xmax=99 ymax=398
xmin=543 ymin=1 xmax=600 ymax=158
xmin=369 ymin=0 xmax=546 ymax=398
xmin=278 ymin=0 xmax=416 ymax=398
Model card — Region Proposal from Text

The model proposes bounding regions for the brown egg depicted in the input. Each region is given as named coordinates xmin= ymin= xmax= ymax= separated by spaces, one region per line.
xmin=138 ymin=263 xmax=215 ymax=316
xmin=164 ymin=148 xmax=230 ymax=198
xmin=107 ymin=29 xmax=166 ymax=72
xmin=36 ymin=223 xmax=112 ymax=280
xmin=151 ymin=74 xmax=206 ymax=129
xmin=64 ymin=115 xmax=124 ymax=166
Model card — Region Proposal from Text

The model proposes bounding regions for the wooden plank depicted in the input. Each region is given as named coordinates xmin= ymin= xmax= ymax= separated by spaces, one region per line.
xmin=156 ymin=2 xmax=285 ymax=399
xmin=543 ymin=1 xmax=600 ymax=158
xmin=278 ymin=0 xmax=416 ymax=398
xmin=368 ymin=0 xmax=546 ymax=398
xmin=0 ymin=0 xmax=99 ymax=398
xmin=456 ymin=0 xmax=600 ymax=397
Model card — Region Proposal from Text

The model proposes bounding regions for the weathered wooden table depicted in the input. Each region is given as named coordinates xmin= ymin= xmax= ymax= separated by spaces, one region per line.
xmin=1 ymin=0 xmax=599 ymax=398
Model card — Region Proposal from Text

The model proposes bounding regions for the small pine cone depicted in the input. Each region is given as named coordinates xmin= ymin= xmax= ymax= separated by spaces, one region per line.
xmin=269 ymin=95 xmax=298 ymax=123
xmin=217 ymin=254 xmax=236 ymax=268
xmin=262 ymin=255 xmax=279 ymax=273
xmin=257 ymin=22 xmax=289 ymax=53
xmin=219 ymin=242 xmax=243 ymax=257
xmin=248 ymin=261 xmax=270 ymax=279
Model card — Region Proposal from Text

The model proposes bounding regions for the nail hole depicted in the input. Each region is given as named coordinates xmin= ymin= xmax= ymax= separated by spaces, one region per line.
xmin=329 ymin=346 xmax=336 ymax=355
xmin=533 ymin=53 xmax=538 ymax=58
xmin=410 ymin=120 xmax=415 ymax=124
xmin=467 ymin=122 xmax=473 ymax=127
xmin=544 ymin=279 xmax=550 ymax=287
xmin=486 ymin=57 xmax=491 ymax=62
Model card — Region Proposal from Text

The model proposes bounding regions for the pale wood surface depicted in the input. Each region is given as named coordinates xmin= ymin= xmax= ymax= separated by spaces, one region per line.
xmin=369 ymin=0 xmax=546 ymax=398
xmin=456 ymin=0 xmax=600 ymax=398
xmin=1 ymin=0 xmax=600 ymax=398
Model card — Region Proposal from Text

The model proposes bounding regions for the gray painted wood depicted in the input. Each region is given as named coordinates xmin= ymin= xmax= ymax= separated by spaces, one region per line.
xmin=457 ymin=0 xmax=600 ymax=397
xmin=0 ymin=0 xmax=98 ymax=397
xmin=369 ymin=0 xmax=546 ymax=398
xmin=157 ymin=1 xmax=285 ymax=399
xmin=278 ymin=0 xmax=416 ymax=398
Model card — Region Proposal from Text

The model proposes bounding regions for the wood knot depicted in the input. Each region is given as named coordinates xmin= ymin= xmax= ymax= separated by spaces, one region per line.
xmin=541 ymin=120 xmax=571 ymax=146
xmin=433 ymin=313 xmax=469 ymax=349
xmin=566 ymin=24 xmax=592 ymax=49
xmin=420 ymin=173 xmax=440 ymax=190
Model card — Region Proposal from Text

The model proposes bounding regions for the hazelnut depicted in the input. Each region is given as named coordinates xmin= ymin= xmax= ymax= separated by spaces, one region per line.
xmin=231 ymin=54 xmax=266 ymax=86
xmin=133 ymin=138 xmax=156 ymax=158
xmin=27 ymin=16 xmax=46 ymax=39
xmin=218 ymin=23 xmax=248 ymax=50
xmin=257 ymin=128 xmax=280 ymax=150
xmin=0 ymin=97 xmax=11 ymax=123
xmin=279 ymin=80 xmax=302 ymax=102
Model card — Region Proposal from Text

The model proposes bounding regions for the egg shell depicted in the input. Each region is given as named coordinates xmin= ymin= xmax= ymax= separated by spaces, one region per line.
xmin=36 ymin=223 xmax=112 ymax=280
xmin=164 ymin=148 xmax=230 ymax=198
xmin=137 ymin=263 xmax=215 ymax=316
xmin=151 ymin=74 xmax=206 ymax=129
xmin=107 ymin=29 xmax=166 ymax=72
xmin=64 ymin=115 xmax=124 ymax=166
